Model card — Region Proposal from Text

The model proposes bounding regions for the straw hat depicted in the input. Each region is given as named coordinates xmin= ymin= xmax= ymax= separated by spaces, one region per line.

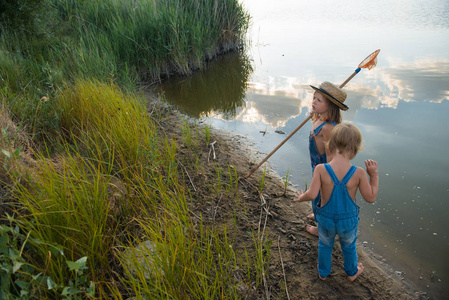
xmin=310 ymin=81 xmax=348 ymax=111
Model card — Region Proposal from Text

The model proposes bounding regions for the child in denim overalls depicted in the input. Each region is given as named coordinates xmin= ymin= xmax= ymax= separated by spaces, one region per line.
xmin=295 ymin=123 xmax=379 ymax=281
xmin=306 ymin=81 xmax=349 ymax=237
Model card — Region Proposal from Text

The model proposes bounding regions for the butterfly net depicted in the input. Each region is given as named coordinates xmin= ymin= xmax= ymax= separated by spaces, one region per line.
xmin=358 ymin=49 xmax=380 ymax=70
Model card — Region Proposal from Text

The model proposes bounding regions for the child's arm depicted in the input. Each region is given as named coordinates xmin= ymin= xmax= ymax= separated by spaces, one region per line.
xmin=294 ymin=164 xmax=323 ymax=202
xmin=358 ymin=159 xmax=379 ymax=203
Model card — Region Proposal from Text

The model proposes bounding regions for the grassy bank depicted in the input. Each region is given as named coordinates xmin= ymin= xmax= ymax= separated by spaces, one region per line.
xmin=0 ymin=0 xmax=249 ymax=142
xmin=0 ymin=0 xmax=262 ymax=299
xmin=1 ymin=83 xmax=270 ymax=298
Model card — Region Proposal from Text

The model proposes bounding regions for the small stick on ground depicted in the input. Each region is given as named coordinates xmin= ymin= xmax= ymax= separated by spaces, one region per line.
xmin=258 ymin=191 xmax=270 ymax=299
xmin=208 ymin=141 xmax=217 ymax=162
xmin=179 ymin=161 xmax=197 ymax=192
xmin=278 ymin=235 xmax=290 ymax=300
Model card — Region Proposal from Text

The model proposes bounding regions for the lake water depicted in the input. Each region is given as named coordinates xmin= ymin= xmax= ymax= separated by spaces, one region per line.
xmin=158 ymin=0 xmax=449 ymax=297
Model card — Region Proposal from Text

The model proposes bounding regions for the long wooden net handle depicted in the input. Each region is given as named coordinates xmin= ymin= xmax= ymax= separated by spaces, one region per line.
xmin=244 ymin=115 xmax=312 ymax=179
xmin=339 ymin=68 xmax=360 ymax=89
xmin=244 ymin=49 xmax=380 ymax=179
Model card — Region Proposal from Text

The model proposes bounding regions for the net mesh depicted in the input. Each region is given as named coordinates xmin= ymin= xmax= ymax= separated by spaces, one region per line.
xmin=358 ymin=49 xmax=380 ymax=70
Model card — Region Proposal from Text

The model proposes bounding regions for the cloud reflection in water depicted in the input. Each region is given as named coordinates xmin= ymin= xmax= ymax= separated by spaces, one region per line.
xmin=160 ymin=51 xmax=449 ymax=131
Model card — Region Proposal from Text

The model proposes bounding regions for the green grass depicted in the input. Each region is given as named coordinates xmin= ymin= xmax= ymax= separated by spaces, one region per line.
xmin=1 ymin=78 xmax=270 ymax=298
xmin=0 ymin=0 xmax=258 ymax=298
xmin=117 ymin=192 xmax=242 ymax=299
xmin=56 ymin=79 xmax=159 ymax=169
xmin=282 ymin=168 xmax=291 ymax=195
xmin=9 ymin=151 xmax=116 ymax=294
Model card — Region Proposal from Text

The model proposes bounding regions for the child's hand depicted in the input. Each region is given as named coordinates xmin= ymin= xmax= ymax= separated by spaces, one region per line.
xmin=294 ymin=190 xmax=305 ymax=202
xmin=365 ymin=159 xmax=378 ymax=177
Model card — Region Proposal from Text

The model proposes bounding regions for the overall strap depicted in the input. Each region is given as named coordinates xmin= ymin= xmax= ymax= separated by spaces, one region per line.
xmin=324 ymin=163 xmax=339 ymax=184
xmin=313 ymin=122 xmax=327 ymax=135
xmin=324 ymin=164 xmax=358 ymax=184
xmin=341 ymin=166 xmax=358 ymax=185
xmin=313 ymin=121 xmax=336 ymax=135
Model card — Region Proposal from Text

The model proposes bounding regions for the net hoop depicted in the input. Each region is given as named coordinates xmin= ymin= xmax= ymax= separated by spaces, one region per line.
xmin=358 ymin=49 xmax=380 ymax=70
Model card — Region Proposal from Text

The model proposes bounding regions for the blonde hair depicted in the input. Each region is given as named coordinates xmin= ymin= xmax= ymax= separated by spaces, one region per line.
xmin=311 ymin=91 xmax=342 ymax=124
xmin=328 ymin=123 xmax=363 ymax=159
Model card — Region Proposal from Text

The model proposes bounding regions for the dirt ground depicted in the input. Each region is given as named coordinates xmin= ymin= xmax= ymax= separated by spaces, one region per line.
xmin=154 ymin=99 xmax=422 ymax=299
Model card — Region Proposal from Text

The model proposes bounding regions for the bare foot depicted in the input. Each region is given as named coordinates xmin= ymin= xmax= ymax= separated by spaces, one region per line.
xmin=306 ymin=213 xmax=315 ymax=220
xmin=316 ymin=264 xmax=326 ymax=280
xmin=306 ymin=225 xmax=319 ymax=237
xmin=347 ymin=263 xmax=364 ymax=282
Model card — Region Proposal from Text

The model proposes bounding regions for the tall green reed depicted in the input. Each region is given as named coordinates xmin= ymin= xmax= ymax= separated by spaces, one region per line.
xmin=53 ymin=0 xmax=249 ymax=80
xmin=1 ymin=0 xmax=250 ymax=143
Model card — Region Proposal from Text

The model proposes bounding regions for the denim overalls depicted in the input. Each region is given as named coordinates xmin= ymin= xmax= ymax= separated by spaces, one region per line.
xmin=315 ymin=163 xmax=360 ymax=278
xmin=309 ymin=121 xmax=336 ymax=215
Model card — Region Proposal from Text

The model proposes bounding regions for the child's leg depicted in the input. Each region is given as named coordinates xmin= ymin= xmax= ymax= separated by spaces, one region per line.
xmin=317 ymin=219 xmax=336 ymax=279
xmin=337 ymin=219 xmax=359 ymax=278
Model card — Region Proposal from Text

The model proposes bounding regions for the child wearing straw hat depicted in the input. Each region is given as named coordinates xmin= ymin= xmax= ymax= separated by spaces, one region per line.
xmin=305 ymin=81 xmax=349 ymax=237
xmin=294 ymin=123 xmax=379 ymax=281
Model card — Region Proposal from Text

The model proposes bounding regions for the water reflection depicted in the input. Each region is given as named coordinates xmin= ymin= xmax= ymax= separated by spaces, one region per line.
xmin=378 ymin=59 xmax=449 ymax=105
xmin=160 ymin=56 xmax=449 ymax=131
xmin=226 ymin=85 xmax=304 ymax=128
xmin=158 ymin=51 xmax=252 ymax=119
